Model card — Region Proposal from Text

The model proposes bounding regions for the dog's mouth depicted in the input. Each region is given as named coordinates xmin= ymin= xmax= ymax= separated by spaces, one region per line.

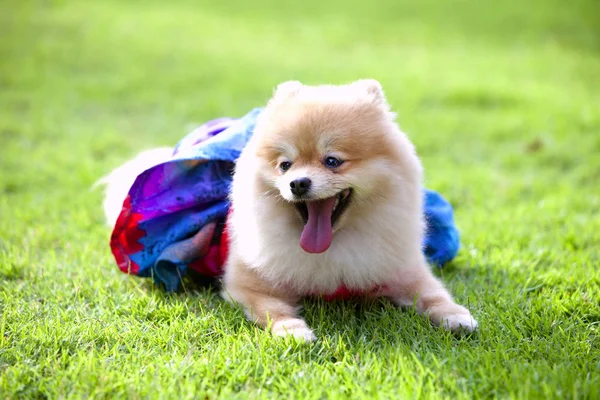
xmin=294 ymin=189 xmax=353 ymax=254
xmin=295 ymin=189 xmax=353 ymax=226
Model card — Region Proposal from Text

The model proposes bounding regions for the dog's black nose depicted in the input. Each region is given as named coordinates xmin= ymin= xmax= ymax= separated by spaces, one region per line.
xmin=290 ymin=178 xmax=311 ymax=196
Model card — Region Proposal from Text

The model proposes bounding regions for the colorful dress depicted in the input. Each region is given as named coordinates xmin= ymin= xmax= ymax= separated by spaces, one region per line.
xmin=110 ymin=108 xmax=461 ymax=294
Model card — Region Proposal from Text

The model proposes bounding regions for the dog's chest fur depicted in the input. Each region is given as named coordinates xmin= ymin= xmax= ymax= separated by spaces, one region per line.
xmin=229 ymin=189 xmax=424 ymax=295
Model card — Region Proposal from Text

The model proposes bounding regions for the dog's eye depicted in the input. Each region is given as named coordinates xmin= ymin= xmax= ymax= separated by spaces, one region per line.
xmin=279 ymin=161 xmax=292 ymax=172
xmin=324 ymin=156 xmax=343 ymax=168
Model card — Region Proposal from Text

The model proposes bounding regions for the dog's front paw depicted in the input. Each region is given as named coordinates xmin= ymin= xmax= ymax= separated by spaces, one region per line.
xmin=429 ymin=304 xmax=478 ymax=333
xmin=440 ymin=312 xmax=478 ymax=333
xmin=271 ymin=318 xmax=317 ymax=342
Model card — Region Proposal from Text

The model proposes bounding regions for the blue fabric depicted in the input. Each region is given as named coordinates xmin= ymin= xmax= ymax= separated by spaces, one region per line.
xmin=423 ymin=190 xmax=461 ymax=266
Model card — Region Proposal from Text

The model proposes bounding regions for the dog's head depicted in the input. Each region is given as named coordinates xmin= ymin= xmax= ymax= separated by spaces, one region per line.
xmin=251 ymin=80 xmax=411 ymax=253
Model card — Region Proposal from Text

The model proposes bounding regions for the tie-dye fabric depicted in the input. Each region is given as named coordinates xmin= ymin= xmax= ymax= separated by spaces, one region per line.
xmin=110 ymin=108 xmax=461 ymax=292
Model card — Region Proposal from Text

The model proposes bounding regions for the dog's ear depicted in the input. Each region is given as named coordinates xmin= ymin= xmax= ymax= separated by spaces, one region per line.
xmin=353 ymin=79 xmax=386 ymax=103
xmin=273 ymin=80 xmax=303 ymax=99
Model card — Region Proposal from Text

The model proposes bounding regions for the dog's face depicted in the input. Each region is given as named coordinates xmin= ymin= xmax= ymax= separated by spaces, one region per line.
xmin=251 ymin=80 xmax=403 ymax=254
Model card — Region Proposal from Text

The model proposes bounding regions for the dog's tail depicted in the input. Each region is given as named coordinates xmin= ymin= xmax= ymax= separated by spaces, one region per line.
xmin=94 ymin=147 xmax=174 ymax=227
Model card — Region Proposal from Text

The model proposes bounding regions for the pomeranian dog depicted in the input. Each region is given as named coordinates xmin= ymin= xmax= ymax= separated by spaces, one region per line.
xmin=221 ymin=80 xmax=477 ymax=341
xmin=101 ymin=80 xmax=477 ymax=341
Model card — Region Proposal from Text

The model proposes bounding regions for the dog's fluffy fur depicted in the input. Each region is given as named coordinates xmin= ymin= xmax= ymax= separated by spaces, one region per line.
xmin=101 ymin=80 xmax=477 ymax=341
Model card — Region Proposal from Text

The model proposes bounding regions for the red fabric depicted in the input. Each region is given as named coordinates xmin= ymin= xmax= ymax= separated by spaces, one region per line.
xmin=188 ymin=217 xmax=230 ymax=278
xmin=110 ymin=195 xmax=143 ymax=275
xmin=322 ymin=286 xmax=374 ymax=301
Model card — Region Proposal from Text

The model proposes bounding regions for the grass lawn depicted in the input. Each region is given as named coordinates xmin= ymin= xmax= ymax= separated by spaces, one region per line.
xmin=1 ymin=0 xmax=599 ymax=398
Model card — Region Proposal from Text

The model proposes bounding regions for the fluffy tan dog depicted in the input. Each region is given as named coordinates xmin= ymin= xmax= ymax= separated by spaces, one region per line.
xmin=221 ymin=80 xmax=477 ymax=341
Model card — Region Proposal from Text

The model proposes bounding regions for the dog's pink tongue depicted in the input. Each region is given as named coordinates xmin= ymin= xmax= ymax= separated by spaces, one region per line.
xmin=300 ymin=197 xmax=336 ymax=254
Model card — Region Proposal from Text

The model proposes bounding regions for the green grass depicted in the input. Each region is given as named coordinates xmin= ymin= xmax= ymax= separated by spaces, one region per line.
xmin=1 ymin=0 xmax=599 ymax=398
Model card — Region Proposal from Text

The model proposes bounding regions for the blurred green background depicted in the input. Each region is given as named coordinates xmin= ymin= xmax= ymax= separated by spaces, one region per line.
xmin=1 ymin=0 xmax=599 ymax=398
